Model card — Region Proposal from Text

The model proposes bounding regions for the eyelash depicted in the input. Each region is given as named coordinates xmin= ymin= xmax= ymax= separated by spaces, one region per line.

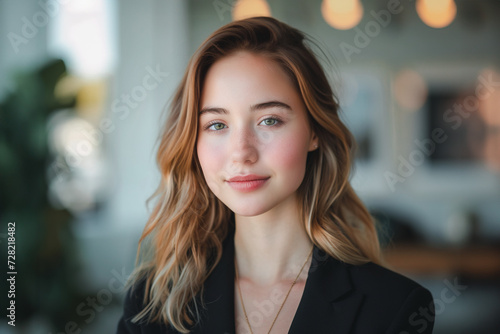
xmin=203 ymin=116 xmax=284 ymax=132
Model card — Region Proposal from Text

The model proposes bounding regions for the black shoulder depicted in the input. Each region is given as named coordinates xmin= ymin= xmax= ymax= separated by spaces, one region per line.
xmin=116 ymin=275 xmax=181 ymax=334
xmin=385 ymin=283 xmax=435 ymax=334
xmin=348 ymin=262 xmax=435 ymax=334
xmin=115 ymin=277 xmax=148 ymax=334
xmin=349 ymin=261 xmax=426 ymax=295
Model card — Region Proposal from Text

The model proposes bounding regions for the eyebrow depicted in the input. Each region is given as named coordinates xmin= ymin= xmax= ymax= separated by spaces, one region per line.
xmin=199 ymin=100 xmax=293 ymax=115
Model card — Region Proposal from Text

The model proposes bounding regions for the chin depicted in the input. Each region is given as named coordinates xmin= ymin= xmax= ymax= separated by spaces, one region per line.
xmin=223 ymin=200 xmax=273 ymax=217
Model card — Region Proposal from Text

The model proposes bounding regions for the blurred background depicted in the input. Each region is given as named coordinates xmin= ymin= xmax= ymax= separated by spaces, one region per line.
xmin=0 ymin=0 xmax=499 ymax=333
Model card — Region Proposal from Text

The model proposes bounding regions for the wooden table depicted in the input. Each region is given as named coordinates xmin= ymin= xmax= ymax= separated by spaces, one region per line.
xmin=383 ymin=244 xmax=500 ymax=279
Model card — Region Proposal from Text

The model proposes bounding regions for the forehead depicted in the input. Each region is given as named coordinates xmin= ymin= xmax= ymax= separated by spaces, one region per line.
xmin=200 ymin=51 xmax=301 ymax=109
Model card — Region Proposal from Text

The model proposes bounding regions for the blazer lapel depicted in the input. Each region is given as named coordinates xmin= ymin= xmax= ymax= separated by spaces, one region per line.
xmin=190 ymin=230 xmax=236 ymax=334
xmin=288 ymin=246 xmax=363 ymax=334
xmin=191 ymin=230 xmax=363 ymax=334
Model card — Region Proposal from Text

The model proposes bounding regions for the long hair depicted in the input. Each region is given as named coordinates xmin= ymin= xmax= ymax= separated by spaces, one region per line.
xmin=128 ymin=16 xmax=381 ymax=333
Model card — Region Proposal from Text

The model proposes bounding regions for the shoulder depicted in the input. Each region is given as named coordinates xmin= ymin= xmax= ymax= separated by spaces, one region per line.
xmin=115 ymin=275 xmax=171 ymax=334
xmin=348 ymin=261 xmax=428 ymax=296
xmin=115 ymin=276 xmax=147 ymax=333
xmin=344 ymin=261 xmax=435 ymax=333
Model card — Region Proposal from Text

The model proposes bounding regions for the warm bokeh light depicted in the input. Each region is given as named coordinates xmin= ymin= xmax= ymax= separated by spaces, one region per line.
xmin=321 ymin=0 xmax=363 ymax=30
xmin=232 ymin=0 xmax=271 ymax=21
xmin=392 ymin=69 xmax=428 ymax=111
xmin=416 ymin=0 xmax=457 ymax=29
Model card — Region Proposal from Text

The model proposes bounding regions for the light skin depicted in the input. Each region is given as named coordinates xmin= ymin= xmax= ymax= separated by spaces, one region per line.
xmin=196 ymin=50 xmax=318 ymax=332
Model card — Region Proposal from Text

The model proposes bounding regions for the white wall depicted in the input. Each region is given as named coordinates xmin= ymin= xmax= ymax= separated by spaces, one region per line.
xmin=103 ymin=0 xmax=189 ymax=232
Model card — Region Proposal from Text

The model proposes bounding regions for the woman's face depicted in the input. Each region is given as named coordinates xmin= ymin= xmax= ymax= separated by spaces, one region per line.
xmin=196 ymin=51 xmax=317 ymax=217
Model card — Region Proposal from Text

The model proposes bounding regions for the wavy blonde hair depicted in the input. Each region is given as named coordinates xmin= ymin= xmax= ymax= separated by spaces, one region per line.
xmin=128 ymin=16 xmax=381 ymax=333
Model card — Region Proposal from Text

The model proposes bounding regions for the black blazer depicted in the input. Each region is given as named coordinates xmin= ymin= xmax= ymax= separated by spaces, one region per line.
xmin=117 ymin=230 xmax=435 ymax=334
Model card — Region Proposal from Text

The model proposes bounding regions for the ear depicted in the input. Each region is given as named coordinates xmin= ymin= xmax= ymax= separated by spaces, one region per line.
xmin=308 ymin=131 xmax=319 ymax=151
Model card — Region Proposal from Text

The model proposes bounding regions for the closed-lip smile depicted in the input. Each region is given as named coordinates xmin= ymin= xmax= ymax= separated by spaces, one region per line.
xmin=226 ymin=175 xmax=270 ymax=192
xmin=227 ymin=174 xmax=270 ymax=182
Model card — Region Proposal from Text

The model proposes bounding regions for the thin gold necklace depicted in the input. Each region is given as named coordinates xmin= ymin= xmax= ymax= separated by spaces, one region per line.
xmin=234 ymin=245 xmax=314 ymax=334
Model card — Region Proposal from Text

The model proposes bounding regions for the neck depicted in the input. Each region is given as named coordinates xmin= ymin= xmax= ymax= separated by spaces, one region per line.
xmin=233 ymin=199 xmax=314 ymax=287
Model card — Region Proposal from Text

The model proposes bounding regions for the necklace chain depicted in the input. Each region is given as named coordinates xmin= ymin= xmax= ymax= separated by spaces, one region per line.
xmin=234 ymin=245 xmax=314 ymax=334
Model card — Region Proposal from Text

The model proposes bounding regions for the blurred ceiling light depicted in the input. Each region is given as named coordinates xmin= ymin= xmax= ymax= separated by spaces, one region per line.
xmin=416 ymin=0 xmax=457 ymax=29
xmin=321 ymin=0 xmax=363 ymax=30
xmin=232 ymin=0 xmax=271 ymax=21
xmin=392 ymin=69 xmax=428 ymax=111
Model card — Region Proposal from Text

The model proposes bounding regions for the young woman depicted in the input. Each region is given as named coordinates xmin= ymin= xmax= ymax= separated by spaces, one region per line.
xmin=116 ymin=17 xmax=434 ymax=334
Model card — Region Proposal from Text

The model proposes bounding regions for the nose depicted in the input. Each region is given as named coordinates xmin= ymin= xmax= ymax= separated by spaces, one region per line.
xmin=230 ymin=126 xmax=258 ymax=165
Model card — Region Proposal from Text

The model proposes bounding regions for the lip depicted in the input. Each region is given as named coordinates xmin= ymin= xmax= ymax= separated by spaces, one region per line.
xmin=227 ymin=174 xmax=269 ymax=182
xmin=226 ymin=175 xmax=270 ymax=192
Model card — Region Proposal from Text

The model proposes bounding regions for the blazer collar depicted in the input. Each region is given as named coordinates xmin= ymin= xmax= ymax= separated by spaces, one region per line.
xmin=191 ymin=230 xmax=363 ymax=334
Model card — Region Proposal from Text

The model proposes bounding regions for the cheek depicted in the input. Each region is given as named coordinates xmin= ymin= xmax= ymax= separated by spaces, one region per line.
xmin=197 ymin=137 xmax=231 ymax=197
xmin=268 ymin=132 xmax=309 ymax=176
xmin=197 ymin=139 xmax=212 ymax=173
xmin=197 ymin=136 xmax=223 ymax=178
